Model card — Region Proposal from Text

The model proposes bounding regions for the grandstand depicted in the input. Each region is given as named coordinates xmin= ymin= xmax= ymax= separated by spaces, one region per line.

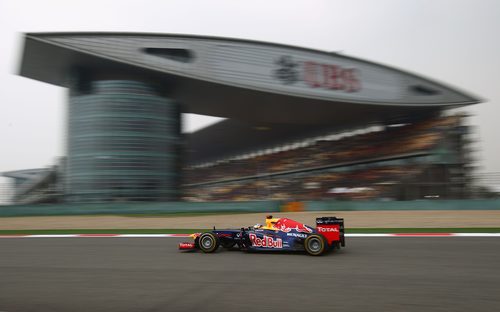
xmin=3 ymin=162 xmax=64 ymax=205
xmin=183 ymin=113 xmax=473 ymax=201
xmin=2 ymin=32 xmax=481 ymax=205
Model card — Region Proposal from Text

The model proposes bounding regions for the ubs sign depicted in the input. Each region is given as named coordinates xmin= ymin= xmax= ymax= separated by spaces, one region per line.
xmin=273 ymin=55 xmax=361 ymax=93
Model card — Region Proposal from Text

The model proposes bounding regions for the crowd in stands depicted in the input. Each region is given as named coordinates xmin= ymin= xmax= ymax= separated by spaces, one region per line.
xmin=182 ymin=114 xmax=464 ymax=201
xmin=182 ymin=165 xmax=425 ymax=201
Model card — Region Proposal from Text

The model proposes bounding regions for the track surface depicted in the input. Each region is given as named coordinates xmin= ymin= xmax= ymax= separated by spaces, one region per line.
xmin=1 ymin=238 xmax=499 ymax=312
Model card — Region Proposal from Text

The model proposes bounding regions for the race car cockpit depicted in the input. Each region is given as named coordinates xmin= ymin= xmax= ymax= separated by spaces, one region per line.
xmin=253 ymin=215 xmax=280 ymax=230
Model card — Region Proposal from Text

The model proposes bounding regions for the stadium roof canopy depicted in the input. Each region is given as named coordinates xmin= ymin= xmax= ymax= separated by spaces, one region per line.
xmin=20 ymin=32 xmax=480 ymax=163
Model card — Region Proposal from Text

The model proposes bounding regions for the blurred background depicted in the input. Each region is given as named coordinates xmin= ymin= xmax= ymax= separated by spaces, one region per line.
xmin=1 ymin=0 xmax=499 ymax=207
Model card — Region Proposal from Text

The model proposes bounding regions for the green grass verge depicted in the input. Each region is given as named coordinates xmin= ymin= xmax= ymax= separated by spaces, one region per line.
xmin=1 ymin=228 xmax=500 ymax=235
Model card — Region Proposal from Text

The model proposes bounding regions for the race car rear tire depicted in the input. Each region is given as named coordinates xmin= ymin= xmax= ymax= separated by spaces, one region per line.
xmin=304 ymin=234 xmax=327 ymax=256
xmin=198 ymin=232 xmax=220 ymax=253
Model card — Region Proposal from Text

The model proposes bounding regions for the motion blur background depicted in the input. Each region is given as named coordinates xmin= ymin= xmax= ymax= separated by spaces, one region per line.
xmin=1 ymin=0 xmax=499 ymax=206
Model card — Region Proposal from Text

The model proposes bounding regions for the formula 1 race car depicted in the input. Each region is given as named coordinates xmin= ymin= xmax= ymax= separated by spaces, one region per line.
xmin=178 ymin=215 xmax=345 ymax=256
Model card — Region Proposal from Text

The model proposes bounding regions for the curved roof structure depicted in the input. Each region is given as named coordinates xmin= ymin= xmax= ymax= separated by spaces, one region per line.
xmin=20 ymin=32 xmax=480 ymax=163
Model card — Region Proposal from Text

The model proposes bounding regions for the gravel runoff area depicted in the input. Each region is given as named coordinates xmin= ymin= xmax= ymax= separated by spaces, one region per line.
xmin=1 ymin=210 xmax=500 ymax=230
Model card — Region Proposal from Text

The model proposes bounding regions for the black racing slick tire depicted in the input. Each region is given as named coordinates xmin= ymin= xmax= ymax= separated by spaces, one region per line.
xmin=198 ymin=232 xmax=220 ymax=253
xmin=304 ymin=234 xmax=327 ymax=256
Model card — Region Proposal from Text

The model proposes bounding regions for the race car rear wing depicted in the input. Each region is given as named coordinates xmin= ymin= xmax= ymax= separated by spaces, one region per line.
xmin=316 ymin=217 xmax=345 ymax=246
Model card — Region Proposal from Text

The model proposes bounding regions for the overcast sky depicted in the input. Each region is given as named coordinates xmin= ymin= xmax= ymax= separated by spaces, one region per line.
xmin=0 ymin=0 xmax=499 ymax=176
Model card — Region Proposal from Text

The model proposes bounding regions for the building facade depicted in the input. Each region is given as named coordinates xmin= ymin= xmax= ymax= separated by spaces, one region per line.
xmin=9 ymin=32 xmax=479 ymax=203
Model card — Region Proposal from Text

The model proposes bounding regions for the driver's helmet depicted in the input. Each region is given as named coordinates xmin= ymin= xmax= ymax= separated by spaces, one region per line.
xmin=265 ymin=215 xmax=280 ymax=229
xmin=253 ymin=223 xmax=262 ymax=229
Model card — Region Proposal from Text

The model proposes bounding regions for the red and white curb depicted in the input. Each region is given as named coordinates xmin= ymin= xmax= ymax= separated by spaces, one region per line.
xmin=0 ymin=234 xmax=190 ymax=238
xmin=0 ymin=233 xmax=500 ymax=238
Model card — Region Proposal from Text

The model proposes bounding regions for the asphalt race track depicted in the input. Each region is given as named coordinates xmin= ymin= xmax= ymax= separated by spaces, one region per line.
xmin=1 ymin=237 xmax=499 ymax=312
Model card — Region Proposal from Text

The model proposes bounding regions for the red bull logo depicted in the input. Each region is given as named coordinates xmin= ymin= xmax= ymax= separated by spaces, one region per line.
xmin=274 ymin=218 xmax=313 ymax=233
xmin=249 ymin=234 xmax=283 ymax=248
xmin=295 ymin=224 xmax=313 ymax=233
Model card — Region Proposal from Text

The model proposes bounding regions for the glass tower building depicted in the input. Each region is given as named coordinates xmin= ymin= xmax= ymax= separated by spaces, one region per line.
xmin=66 ymin=78 xmax=179 ymax=202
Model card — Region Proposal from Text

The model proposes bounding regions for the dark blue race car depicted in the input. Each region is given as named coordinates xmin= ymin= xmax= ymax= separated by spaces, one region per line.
xmin=178 ymin=215 xmax=345 ymax=256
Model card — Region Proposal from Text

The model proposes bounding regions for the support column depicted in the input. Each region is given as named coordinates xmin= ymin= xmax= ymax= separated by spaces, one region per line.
xmin=65 ymin=72 xmax=179 ymax=202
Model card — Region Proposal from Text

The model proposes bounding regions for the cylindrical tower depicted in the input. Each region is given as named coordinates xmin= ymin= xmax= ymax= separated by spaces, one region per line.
xmin=66 ymin=77 xmax=178 ymax=202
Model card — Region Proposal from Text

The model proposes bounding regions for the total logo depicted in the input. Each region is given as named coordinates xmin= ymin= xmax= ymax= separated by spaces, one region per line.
xmin=318 ymin=227 xmax=339 ymax=233
xmin=249 ymin=234 xmax=283 ymax=248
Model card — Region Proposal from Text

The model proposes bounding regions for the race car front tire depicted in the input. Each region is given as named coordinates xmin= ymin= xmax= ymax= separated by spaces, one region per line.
xmin=198 ymin=232 xmax=220 ymax=253
xmin=304 ymin=234 xmax=327 ymax=256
